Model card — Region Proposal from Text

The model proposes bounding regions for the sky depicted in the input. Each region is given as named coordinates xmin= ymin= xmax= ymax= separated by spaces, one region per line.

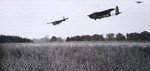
xmin=0 ymin=0 xmax=150 ymax=39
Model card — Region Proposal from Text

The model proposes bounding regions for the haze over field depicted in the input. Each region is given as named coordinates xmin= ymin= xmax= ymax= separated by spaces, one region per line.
xmin=0 ymin=0 xmax=150 ymax=38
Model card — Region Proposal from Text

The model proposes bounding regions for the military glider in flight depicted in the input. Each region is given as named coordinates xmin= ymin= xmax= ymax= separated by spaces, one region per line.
xmin=47 ymin=17 xmax=68 ymax=25
xmin=88 ymin=6 xmax=121 ymax=20
xmin=136 ymin=1 xmax=143 ymax=4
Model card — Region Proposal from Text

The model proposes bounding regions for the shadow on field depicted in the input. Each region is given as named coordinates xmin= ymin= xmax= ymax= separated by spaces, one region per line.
xmin=0 ymin=42 xmax=150 ymax=71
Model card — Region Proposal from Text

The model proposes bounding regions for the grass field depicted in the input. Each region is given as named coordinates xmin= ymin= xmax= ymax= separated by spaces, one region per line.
xmin=0 ymin=41 xmax=150 ymax=71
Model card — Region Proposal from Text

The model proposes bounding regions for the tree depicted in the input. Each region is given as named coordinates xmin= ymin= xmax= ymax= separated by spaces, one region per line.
xmin=66 ymin=37 xmax=71 ymax=41
xmin=126 ymin=33 xmax=140 ymax=41
xmin=116 ymin=33 xmax=126 ymax=41
xmin=50 ymin=36 xmax=57 ymax=42
xmin=40 ymin=36 xmax=51 ymax=43
xmin=57 ymin=37 xmax=64 ymax=42
xmin=74 ymin=35 xmax=81 ymax=41
xmin=92 ymin=34 xmax=105 ymax=41
xmin=139 ymin=31 xmax=150 ymax=41
xmin=126 ymin=31 xmax=150 ymax=41
xmin=85 ymin=35 xmax=93 ymax=41
xmin=0 ymin=35 xmax=32 ymax=43
xmin=106 ymin=33 xmax=115 ymax=41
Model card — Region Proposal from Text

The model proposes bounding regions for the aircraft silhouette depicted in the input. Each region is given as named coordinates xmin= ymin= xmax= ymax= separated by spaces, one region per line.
xmin=47 ymin=17 xmax=68 ymax=25
xmin=136 ymin=1 xmax=143 ymax=4
xmin=88 ymin=6 xmax=121 ymax=20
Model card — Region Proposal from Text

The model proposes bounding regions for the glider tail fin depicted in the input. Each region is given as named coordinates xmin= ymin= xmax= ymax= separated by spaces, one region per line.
xmin=63 ymin=16 xmax=65 ymax=19
xmin=115 ymin=6 xmax=121 ymax=15
xmin=63 ymin=16 xmax=68 ymax=21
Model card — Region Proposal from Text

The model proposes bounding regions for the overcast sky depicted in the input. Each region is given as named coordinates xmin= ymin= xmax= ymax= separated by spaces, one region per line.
xmin=0 ymin=0 xmax=150 ymax=39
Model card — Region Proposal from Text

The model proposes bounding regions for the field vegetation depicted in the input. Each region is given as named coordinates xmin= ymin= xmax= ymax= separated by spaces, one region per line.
xmin=0 ymin=42 xmax=150 ymax=71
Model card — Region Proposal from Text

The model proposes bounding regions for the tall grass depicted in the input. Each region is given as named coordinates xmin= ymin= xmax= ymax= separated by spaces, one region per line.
xmin=0 ymin=42 xmax=150 ymax=71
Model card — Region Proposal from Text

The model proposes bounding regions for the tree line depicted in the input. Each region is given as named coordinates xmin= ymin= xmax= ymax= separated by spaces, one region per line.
xmin=32 ymin=36 xmax=64 ymax=43
xmin=66 ymin=31 xmax=150 ymax=41
xmin=0 ymin=35 xmax=33 ymax=43
xmin=0 ymin=31 xmax=150 ymax=43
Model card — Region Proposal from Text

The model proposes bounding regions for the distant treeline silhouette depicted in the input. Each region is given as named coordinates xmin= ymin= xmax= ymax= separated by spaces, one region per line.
xmin=0 ymin=35 xmax=33 ymax=43
xmin=33 ymin=36 xmax=64 ymax=43
xmin=66 ymin=31 xmax=150 ymax=41
xmin=1 ymin=31 xmax=150 ymax=43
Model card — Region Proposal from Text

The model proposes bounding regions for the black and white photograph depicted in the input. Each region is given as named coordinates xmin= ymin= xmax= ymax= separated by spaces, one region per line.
xmin=0 ymin=0 xmax=150 ymax=71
